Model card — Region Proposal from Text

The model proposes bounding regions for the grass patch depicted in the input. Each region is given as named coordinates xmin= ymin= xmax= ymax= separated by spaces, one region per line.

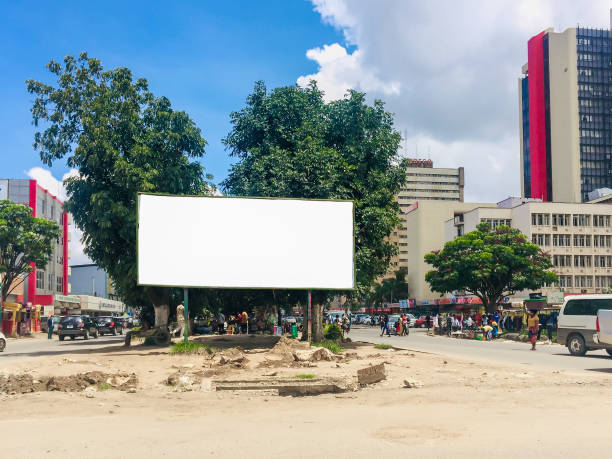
xmin=311 ymin=340 xmax=344 ymax=354
xmin=169 ymin=341 xmax=216 ymax=355
xmin=96 ymin=382 xmax=112 ymax=391
xmin=374 ymin=343 xmax=393 ymax=350
xmin=296 ymin=374 xmax=315 ymax=379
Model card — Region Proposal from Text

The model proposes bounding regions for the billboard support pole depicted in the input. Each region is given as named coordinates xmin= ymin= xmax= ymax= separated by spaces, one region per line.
xmin=308 ymin=290 xmax=312 ymax=343
xmin=183 ymin=288 xmax=189 ymax=344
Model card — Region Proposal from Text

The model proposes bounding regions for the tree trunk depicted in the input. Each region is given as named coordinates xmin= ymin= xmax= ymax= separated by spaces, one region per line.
xmin=300 ymin=303 xmax=309 ymax=341
xmin=148 ymin=287 xmax=170 ymax=327
xmin=312 ymin=303 xmax=324 ymax=342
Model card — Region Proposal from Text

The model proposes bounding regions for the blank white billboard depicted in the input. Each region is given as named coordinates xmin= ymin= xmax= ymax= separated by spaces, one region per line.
xmin=137 ymin=194 xmax=354 ymax=289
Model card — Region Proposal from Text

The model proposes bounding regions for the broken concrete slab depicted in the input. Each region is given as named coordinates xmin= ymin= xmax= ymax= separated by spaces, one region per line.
xmin=357 ymin=363 xmax=386 ymax=385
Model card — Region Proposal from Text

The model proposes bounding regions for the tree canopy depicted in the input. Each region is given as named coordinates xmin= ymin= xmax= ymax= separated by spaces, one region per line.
xmin=27 ymin=53 xmax=211 ymax=325
xmin=424 ymin=223 xmax=557 ymax=313
xmin=368 ymin=268 xmax=408 ymax=306
xmin=222 ymin=81 xmax=406 ymax=339
xmin=0 ymin=200 xmax=61 ymax=302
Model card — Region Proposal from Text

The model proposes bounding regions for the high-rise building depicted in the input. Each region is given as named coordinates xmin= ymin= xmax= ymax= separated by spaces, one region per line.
xmin=388 ymin=159 xmax=464 ymax=271
xmin=0 ymin=179 xmax=71 ymax=306
xmin=519 ymin=13 xmax=612 ymax=203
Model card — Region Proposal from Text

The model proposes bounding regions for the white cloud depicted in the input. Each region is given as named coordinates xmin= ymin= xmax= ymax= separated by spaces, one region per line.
xmin=303 ymin=0 xmax=611 ymax=201
xmin=26 ymin=167 xmax=91 ymax=266
xmin=297 ymin=43 xmax=400 ymax=101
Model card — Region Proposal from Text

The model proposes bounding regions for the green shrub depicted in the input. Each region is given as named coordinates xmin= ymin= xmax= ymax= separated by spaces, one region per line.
xmin=374 ymin=343 xmax=393 ymax=350
xmin=169 ymin=342 xmax=216 ymax=354
xmin=296 ymin=374 xmax=315 ymax=379
xmin=323 ymin=324 xmax=343 ymax=341
xmin=311 ymin=340 xmax=344 ymax=354
xmin=96 ymin=382 xmax=111 ymax=391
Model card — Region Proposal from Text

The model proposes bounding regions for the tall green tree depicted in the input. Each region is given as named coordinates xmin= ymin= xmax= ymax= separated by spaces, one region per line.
xmin=27 ymin=53 xmax=211 ymax=327
xmin=369 ymin=268 xmax=408 ymax=305
xmin=222 ymin=81 xmax=406 ymax=341
xmin=424 ymin=223 xmax=557 ymax=313
xmin=0 ymin=200 xmax=61 ymax=303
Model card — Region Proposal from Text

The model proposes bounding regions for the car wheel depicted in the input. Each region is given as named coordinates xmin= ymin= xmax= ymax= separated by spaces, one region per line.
xmin=83 ymin=331 xmax=89 ymax=340
xmin=568 ymin=334 xmax=587 ymax=356
xmin=99 ymin=332 xmax=104 ymax=336
xmin=59 ymin=335 xmax=65 ymax=341
xmin=606 ymin=349 xmax=612 ymax=357
xmin=70 ymin=335 xmax=75 ymax=340
xmin=0 ymin=338 xmax=5 ymax=352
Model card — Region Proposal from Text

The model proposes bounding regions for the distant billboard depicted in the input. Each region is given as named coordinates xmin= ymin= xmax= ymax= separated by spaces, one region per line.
xmin=0 ymin=179 xmax=7 ymax=200
xmin=137 ymin=194 xmax=355 ymax=290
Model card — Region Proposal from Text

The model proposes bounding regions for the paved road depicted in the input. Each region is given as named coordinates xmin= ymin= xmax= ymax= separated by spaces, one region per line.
xmin=0 ymin=334 xmax=125 ymax=363
xmin=350 ymin=326 xmax=612 ymax=374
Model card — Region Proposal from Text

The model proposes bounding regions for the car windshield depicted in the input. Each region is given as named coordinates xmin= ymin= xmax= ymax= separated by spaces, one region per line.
xmin=61 ymin=316 xmax=82 ymax=323
xmin=97 ymin=317 xmax=112 ymax=323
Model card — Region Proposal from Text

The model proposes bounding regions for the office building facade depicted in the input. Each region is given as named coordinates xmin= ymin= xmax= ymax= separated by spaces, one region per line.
xmin=1 ymin=178 xmax=70 ymax=305
xmin=389 ymin=159 xmax=464 ymax=271
xmin=446 ymin=200 xmax=612 ymax=300
xmin=519 ymin=14 xmax=612 ymax=203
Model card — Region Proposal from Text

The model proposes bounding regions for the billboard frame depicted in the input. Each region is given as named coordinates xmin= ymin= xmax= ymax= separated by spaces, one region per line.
xmin=136 ymin=192 xmax=356 ymax=291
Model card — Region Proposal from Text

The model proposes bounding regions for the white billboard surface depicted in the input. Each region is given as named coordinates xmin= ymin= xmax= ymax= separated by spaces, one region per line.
xmin=137 ymin=195 xmax=354 ymax=289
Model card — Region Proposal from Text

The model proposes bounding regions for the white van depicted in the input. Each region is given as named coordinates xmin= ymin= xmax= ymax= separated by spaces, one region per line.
xmin=557 ymin=294 xmax=612 ymax=356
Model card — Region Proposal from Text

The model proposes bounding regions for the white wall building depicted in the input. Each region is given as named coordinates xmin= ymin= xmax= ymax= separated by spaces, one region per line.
xmin=445 ymin=199 xmax=612 ymax=300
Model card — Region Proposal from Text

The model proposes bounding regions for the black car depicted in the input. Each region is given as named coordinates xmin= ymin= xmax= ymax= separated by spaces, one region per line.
xmin=95 ymin=316 xmax=123 ymax=336
xmin=58 ymin=315 xmax=99 ymax=340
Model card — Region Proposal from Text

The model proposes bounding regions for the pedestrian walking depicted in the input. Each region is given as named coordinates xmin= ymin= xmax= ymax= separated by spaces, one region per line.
xmin=546 ymin=313 xmax=556 ymax=343
xmin=528 ymin=309 xmax=539 ymax=351
xmin=380 ymin=315 xmax=390 ymax=337
xmin=47 ymin=315 xmax=54 ymax=339
xmin=426 ymin=314 xmax=431 ymax=332
xmin=176 ymin=303 xmax=185 ymax=338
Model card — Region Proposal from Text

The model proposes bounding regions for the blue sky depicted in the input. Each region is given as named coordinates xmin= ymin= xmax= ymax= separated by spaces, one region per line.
xmin=0 ymin=0 xmax=343 ymax=187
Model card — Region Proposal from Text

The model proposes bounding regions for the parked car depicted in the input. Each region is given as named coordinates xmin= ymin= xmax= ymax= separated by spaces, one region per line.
xmin=361 ymin=316 xmax=373 ymax=325
xmin=557 ymin=294 xmax=612 ymax=356
xmin=415 ymin=316 xmax=427 ymax=328
xmin=406 ymin=314 xmax=417 ymax=327
xmin=95 ymin=316 xmax=123 ymax=336
xmin=0 ymin=331 xmax=6 ymax=352
xmin=58 ymin=315 xmax=99 ymax=340
xmin=595 ymin=309 xmax=612 ymax=346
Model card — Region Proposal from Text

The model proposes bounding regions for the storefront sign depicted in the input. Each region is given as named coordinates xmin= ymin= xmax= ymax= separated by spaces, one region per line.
xmin=55 ymin=294 xmax=81 ymax=304
xmin=547 ymin=291 xmax=564 ymax=304
xmin=43 ymin=305 xmax=54 ymax=316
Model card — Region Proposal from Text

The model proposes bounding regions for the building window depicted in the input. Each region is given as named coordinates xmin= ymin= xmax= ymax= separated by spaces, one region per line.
xmin=574 ymin=255 xmax=592 ymax=267
xmin=56 ymin=276 xmax=63 ymax=293
xmin=553 ymin=234 xmax=571 ymax=247
xmin=48 ymin=274 xmax=54 ymax=292
xmin=532 ymin=234 xmax=550 ymax=246
xmin=575 ymin=275 xmax=593 ymax=288
xmin=573 ymin=234 xmax=592 ymax=247
xmin=593 ymin=215 xmax=611 ymax=227
xmin=553 ymin=255 xmax=572 ymax=267
xmin=36 ymin=270 xmax=45 ymax=289
xmin=531 ymin=213 xmax=550 ymax=226
xmin=572 ymin=214 xmax=591 ymax=226
xmin=552 ymin=214 xmax=570 ymax=226
xmin=558 ymin=275 xmax=573 ymax=288
xmin=594 ymin=235 xmax=612 ymax=247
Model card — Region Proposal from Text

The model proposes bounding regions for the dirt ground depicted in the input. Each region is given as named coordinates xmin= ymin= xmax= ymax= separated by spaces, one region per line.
xmin=1 ymin=334 xmax=612 ymax=458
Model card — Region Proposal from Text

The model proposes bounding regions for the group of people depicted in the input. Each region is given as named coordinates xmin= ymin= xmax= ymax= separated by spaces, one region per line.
xmin=209 ymin=311 xmax=249 ymax=335
xmin=378 ymin=314 xmax=411 ymax=337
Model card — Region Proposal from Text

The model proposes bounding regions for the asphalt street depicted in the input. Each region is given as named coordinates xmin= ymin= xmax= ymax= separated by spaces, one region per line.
xmin=3 ymin=327 xmax=612 ymax=375
xmin=350 ymin=326 xmax=612 ymax=374
xmin=0 ymin=334 xmax=125 ymax=363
